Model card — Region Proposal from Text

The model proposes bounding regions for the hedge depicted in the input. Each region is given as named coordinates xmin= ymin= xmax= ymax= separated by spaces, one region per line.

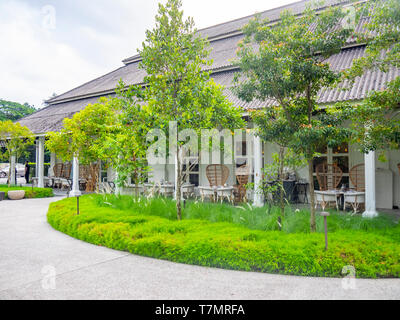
xmin=47 ymin=195 xmax=400 ymax=278
xmin=0 ymin=185 xmax=54 ymax=199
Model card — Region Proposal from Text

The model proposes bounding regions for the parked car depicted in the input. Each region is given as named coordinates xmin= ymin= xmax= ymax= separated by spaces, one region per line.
xmin=0 ymin=164 xmax=26 ymax=178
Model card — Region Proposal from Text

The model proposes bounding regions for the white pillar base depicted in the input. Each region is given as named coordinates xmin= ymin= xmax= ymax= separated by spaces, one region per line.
xmin=362 ymin=210 xmax=379 ymax=218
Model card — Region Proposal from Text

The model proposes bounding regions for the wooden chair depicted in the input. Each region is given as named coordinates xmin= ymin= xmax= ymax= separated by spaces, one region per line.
xmin=344 ymin=192 xmax=365 ymax=213
xmin=349 ymin=164 xmax=365 ymax=192
xmin=60 ymin=163 xmax=72 ymax=191
xmin=234 ymin=165 xmax=250 ymax=203
xmin=52 ymin=163 xmax=64 ymax=188
xmin=199 ymin=164 xmax=232 ymax=202
xmin=315 ymin=191 xmax=339 ymax=211
xmin=206 ymin=164 xmax=230 ymax=186
xmin=316 ymin=163 xmax=343 ymax=191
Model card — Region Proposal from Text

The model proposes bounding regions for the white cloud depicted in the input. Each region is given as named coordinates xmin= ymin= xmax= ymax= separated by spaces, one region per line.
xmin=0 ymin=0 xmax=296 ymax=109
xmin=0 ymin=1 xmax=104 ymax=108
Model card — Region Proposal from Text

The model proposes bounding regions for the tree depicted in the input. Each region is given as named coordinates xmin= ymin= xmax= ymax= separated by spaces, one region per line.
xmin=102 ymin=81 xmax=157 ymax=196
xmin=46 ymin=98 xmax=120 ymax=191
xmin=138 ymin=0 xmax=244 ymax=220
xmin=0 ymin=120 xmax=34 ymax=186
xmin=233 ymin=4 xmax=352 ymax=232
xmin=252 ymin=107 xmax=307 ymax=225
xmin=338 ymin=0 xmax=400 ymax=154
xmin=0 ymin=99 xmax=36 ymax=121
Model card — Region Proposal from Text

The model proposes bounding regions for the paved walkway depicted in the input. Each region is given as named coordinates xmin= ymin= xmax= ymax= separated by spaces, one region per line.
xmin=0 ymin=197 xmax=399 ymax=300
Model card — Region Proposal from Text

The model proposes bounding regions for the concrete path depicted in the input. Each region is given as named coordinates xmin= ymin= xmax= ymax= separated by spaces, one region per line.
xmin=0 ymin=197 xmax=399 ymax=300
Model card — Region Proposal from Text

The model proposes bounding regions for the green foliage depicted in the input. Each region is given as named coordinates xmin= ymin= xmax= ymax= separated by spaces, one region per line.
xmin=0 ymin=185 xmax=53 ymax=199
xmin=348 ymin=0 xmax=400 ymax=77
xmin=136 ymin=0 xmax=244 ymax=219
xmin=46 ymin=98 xmax=119 ymax=165
xmin=233 ymin=3 xmax=353 ymax=231
xmin=47 ymin=195 xmax=400 ymax=278
xmin=336 ymin=0 xmax=400 ymax=153
xmin=94 ymin=194 xmax=396 ymax=233
xmin=0 ymin=99 xmax=36 ymax=121
xmin=100 ymin=82 xmax=155 ymax=190
xmin=0 ymin=121 xmax=35 ymax=186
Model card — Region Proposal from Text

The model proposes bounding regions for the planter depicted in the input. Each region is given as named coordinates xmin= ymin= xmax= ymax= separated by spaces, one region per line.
xmin=0 ymin=192 xmax=5 ymax=201
xmin=7 ymin=190 xmax=25 ymax=200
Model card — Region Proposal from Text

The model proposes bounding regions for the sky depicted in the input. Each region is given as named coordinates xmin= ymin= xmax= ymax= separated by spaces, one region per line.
xmin=0 ymin=0 xmax=297 ymax=109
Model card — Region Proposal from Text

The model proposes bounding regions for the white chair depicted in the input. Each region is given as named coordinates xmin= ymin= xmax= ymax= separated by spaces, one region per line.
xmin=343 ymin=192 xmax=365 ymax=214
xmin=181 ymin=183 xmax=195 ymax=199
xmin=198 ymin=186 xmax=217 ymax=202
xmin=315 ymin=191 xmax=339 ymax=211
xmin=216 ymin=186 xmax=234 ymax=204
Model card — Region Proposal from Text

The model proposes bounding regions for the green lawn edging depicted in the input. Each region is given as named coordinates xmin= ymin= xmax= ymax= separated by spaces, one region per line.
xmin=0 ymin=185 xmax=54 ymax=199
xmin=47 ymin=195 xmax=400 ymax=279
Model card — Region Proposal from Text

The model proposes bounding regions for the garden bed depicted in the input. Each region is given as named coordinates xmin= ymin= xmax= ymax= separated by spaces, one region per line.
xmin=0 ymin=185 xmax=54 ymax=199
xmin=47 ymin=195 xmax=400 ymax=278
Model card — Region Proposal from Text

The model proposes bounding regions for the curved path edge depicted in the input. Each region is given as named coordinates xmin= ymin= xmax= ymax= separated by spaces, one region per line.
xmin=0 ymin=197 xmax=399 ymax=300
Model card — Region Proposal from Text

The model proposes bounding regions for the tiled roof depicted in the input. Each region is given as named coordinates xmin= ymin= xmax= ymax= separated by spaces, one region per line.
xmin=22 ymin=0 xmax=399 ymax=134
xmin=18 ymin=97 xmax=102 ymax=134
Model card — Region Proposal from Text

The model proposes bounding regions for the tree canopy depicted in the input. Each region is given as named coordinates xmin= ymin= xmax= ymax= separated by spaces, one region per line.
xmin=336 ymin=0 xmax=400 ymax=154
xmin=234 ymin=4 xmax=352 ymax=231
xmin=0 ymin=120 xmax=34 ymax=186
xmin=137 ymin=0 xmax=244 ymax=220
xmin=0 ymin=99 xmax=36 ymax=121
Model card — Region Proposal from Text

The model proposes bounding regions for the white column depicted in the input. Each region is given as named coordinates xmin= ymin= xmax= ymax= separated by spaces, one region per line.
xmin=38 ymin=136 xmax=45 ymax=188
xmin=10 ymin=154 xmax=16 ymax=185
xmin=253 ymin=133 xmax=264 ymax=207
xmin=363 ymin=151 xmax=378 ymax=218
xmin=35 ymin=141 xmax=39 ymax=178
xmin=70 ymin=156 xmax=81 ymax=197
xmin=49 ymin=153 xmax=56 ymax=177
xmin=115 ymin=169 xmax=122 ymax=195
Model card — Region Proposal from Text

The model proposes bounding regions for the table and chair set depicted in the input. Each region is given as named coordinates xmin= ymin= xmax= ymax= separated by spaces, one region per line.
xmin=314 ymin=163 xmax=366 ymax=213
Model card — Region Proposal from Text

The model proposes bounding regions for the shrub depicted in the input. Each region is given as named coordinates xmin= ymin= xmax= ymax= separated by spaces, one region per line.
xmin=0 ymin=185 xmax=54 ymax=199
xmin=47 ymin=195 xmax=400 ymax=278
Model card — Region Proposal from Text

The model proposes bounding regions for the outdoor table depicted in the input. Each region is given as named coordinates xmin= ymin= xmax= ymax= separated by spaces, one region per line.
xmin=324 ymin=189 xmax=366 ymax=211
xmin=216 ymin=186 xmax=234 ymax=204
xmin=159 ymin=184 xmax=174 ymax=197
xmin=181 ymin=184 xmax=195 ymax=199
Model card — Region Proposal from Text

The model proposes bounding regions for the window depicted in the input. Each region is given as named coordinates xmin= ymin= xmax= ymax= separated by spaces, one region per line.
xmin=182 ymin=156 xmax=199 ymax=186
xmin=234 ymin=138 xmax=264 ymax=184
xmin=99 ymin=161 xmax=108 ymax=182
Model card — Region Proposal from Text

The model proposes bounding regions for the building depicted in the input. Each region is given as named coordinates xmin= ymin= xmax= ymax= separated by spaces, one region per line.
xmin=17 ymin=0 xmax=400 ymax=214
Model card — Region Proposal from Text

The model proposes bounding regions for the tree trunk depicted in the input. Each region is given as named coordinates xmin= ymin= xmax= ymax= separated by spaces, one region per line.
xmin=308 ymin=158 xmax=316 ymax=232
xmin=176 ymin=146 xmax=182 ymax=221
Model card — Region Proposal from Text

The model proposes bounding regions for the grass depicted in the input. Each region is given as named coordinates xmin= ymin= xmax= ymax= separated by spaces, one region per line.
xmin=95 ymin=194 xmax=398 ymax=234
xmin=0 ymin=185 xmax=54 ymax=199
xmin=47 ymin=194 xmax=400 ymax=278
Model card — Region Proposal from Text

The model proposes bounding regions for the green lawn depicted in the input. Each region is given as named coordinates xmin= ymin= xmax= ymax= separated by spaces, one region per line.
xmin=0 ymin=185 xmax=54 ymax=199
xmin=47 ymin=194 xmax=400 ymax=278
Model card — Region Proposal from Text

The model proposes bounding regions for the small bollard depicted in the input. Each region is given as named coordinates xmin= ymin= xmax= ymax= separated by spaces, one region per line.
xmin=320 ymin=211 xmax=330 ymax=251
xmin=77 ymin=196 xmax=80 ymax=215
